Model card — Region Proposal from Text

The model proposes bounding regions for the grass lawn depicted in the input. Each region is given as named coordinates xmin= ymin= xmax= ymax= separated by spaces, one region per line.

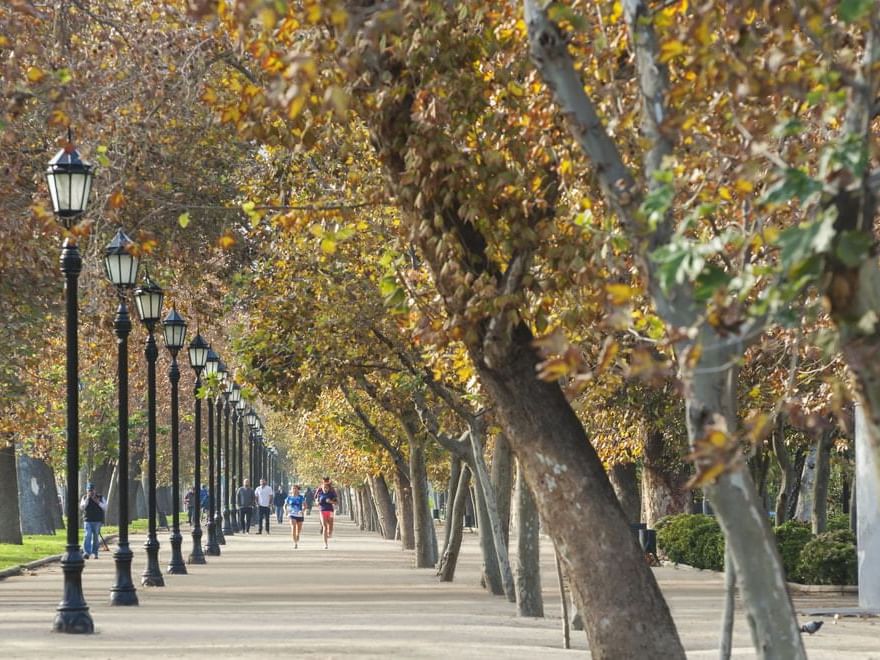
xmin=0 ymin=519 xmax=150 ymax=571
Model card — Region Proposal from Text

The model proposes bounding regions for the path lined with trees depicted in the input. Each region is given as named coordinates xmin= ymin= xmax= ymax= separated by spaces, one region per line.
xmin=0 ymin=518 xmax=873 ymax=658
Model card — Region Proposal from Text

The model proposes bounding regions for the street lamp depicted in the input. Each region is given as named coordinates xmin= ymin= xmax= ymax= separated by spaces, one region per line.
xmin=203 ymin=347 xmax=220 ymax=556
xmin=235 ymin=398 xmax=246 ymax=532
xmin=228 ymin=384 xmax=242 ymax=532
xmin=214 ymin=361 xmax=228 ymax=545
xmin=162 ymin=308 xmax=187 ymax=575
xmin=47 ymin=135 xmax=95 ymax=634
xmin=186 ymin=332 xmax=208 ymax=565
xmin=134 ymin=272 xmax=165 ymax=587
xmin=104 ymin=229 xmax=139 ymax=607
xmin=221 ymin=376 xmax=235 ymax=536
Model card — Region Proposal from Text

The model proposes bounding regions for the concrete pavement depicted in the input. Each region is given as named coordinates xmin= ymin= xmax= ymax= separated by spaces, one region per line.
xmin=0 ymin=515 xmax=877 ymax=658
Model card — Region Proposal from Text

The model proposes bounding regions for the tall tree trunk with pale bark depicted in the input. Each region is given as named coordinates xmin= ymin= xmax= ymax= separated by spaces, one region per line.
xmin=641 ymin=428 xmax=689 ymax=527
xmin=514 ymin=461 xmax=543 ymax=617
xmin=370 ymin=474 xmax=397 ymax=540
xmin=609 ymin=462 xmax=641 ymax=524
xmin=491 ymin=434 xmax=513 ymax=547
xmin=438 ymin=463 xmax=471 ymax=582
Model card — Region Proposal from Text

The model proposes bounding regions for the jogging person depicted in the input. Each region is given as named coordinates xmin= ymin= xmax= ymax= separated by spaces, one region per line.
xmin=316 ymin=477 xmax=338 ymax=549
xmin=285 ymin=485 xmax=305 ymax=548
xmin=254 ymin=478 xmax=273 ymax=534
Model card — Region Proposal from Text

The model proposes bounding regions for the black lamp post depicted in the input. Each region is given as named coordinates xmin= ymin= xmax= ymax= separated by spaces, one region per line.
xmin=221 ymin=376 xmax=235 ymax=536
xmin=134 ymin=272 xmax=165 ymax=587
xmin=104 ymin=229 xmax=140 ymax=606
xmin=236 ymin=398 xmax=245 ymax=529
xmin=186 ymin=333 xmax=208 ymax=565
xmin=215 ymin=361 xmax=227 ymax=545
xmin=162 ymin=308 xmax=188 ymax=575
xmin=46 ymin=135 xmax=95 ymax=634
xmin=203 ymin=348 xmax=220 ymax=556
xmin=228 ymin=384 xmax=242 ymax=533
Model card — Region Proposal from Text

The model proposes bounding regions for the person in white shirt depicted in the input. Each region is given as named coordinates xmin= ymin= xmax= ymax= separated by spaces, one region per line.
xmin=254 ymin=478 xmax=274 ymax=534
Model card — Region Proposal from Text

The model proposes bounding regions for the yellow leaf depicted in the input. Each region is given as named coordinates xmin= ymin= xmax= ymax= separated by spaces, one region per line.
xmin=659 ymin=40 xmax=685 ymax=63
xmin=108 ymin=190 xmax=125 ymax=209
xmin=559 ymin=159 xmax=572 ymax=176
xmin=26 ymin=66 xmax=45 ymax=83
xmin=218 ymin=233 xmax=236 ymax=250
xmin=287 ymin=96 xmax=306 ymax=120
xmin=706 ymin=430 xmax=728 ymax=448
xmin=507 ymin=81 xmax=524 ymax=97
xmin=320 ymin=237 xmax=336 ymax=254
xmin=734 ymin=179 xmax=754 ymax=194
xmin=606 ymin=283 xmax=634 ymax=305
xmin=609 ymin=1 xmax=623 ymax=24
xmin=718 ymin=186 xmax=732 ymax=201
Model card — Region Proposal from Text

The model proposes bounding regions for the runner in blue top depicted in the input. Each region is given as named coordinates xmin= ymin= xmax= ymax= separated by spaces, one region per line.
xmin=285 ymin=485 xmax=305 ymax=548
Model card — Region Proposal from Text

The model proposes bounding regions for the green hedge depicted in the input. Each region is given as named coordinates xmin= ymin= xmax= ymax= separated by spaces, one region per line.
xmin=655 ymin=514 xmax=724 ymax=571
xmin=656 ymin=514 xmax=857 ymax=585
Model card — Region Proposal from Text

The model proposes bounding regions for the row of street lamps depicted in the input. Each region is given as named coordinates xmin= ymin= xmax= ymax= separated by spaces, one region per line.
xmin=45 ymin=135 xmax=284 ymax=633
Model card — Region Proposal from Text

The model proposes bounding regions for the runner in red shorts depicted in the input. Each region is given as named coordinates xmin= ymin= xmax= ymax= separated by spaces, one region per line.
xmin=316 ymin=477 xmax=338 ymax=550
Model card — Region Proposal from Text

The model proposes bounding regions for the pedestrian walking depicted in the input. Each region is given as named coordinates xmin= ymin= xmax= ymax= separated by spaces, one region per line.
xmin=285 ymin=485 xmax=305 ymax=548
xmin=274 ymin=485 xmax=286 ymax=524
xmin=79 ymin=482 xmax=107 ymax=559
xmin=254 ymin=478 xmax=273 ymax=534
xmin=199 ymin=483 xmax=209 ymax=520
xmin=184 ymin=486 xmax=195 ymax=526
xmin=316 ymin=477 xmax=338 ymax=550
xmin=236 ymin=478 xmax=255 ymax=533
xmin=304 ymin=486 xmax=314 ymax=516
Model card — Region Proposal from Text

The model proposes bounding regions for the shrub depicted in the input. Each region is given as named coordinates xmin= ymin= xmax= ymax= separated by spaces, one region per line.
xmin=797 ymin=531 xmax=857 ymax=585
xmin=656 ymin=514 xmax=724 ymax=570
xmin=826 ymin=514 xmax=852 ymax=533
xmin=773 ymin=520 xmax=812 ymax=582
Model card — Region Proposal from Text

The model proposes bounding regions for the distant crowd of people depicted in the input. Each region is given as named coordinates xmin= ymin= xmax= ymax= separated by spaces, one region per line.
xmin=87 ymin=476 xmax=339 ymax=554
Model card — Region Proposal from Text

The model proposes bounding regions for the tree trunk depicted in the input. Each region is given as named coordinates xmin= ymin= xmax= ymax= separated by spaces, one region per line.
xmin=794 ymin=443 xmax=818 ymax=523
xmin=514 ymin=460 xmax=543 ymax=617
xmin=474 ymin=324 xmax=683 ymax=655
xmin=370 ymin=474 xmax=397 ymax=540
xmin=355 ymin=486 xmax=366 ymax=530
xmin=773 ymin=419 xmax=796 ymax=525
xmin=104 ymin=463 xmax=119 ymax=526
xmin=443 ymin=456 xmax=462 ymax=552
xmin=608 ymin=462 xmax=640 ymax=524
xmin=641 ymin=428 xmax=689 ymax=527
xmin=438 ymin=464 xmax=471 ymax=582
xmin=16 ymin=453 xmax=59 ymax=535
xmin=410 ymin=436 xmax=437 ymax=567
xmin=811 ymin=430 xmax=833 ymax=534
xmin=490 ymin=434 xmax=513 ymax=548
xmin=0 ymin=440 xmax=22 ymax=544
xmin=361 ymin=479 xmax=376 ymax=532
xmin=555 ymin=545 xmax=571 ymax=650
xmin=686 ymin=343 xmax=805 ymax=659
xmin=719 ymin=541 xmax=735 ymax=660
xmin=394 ymin=471 xmax=415 ymax=550
xmin=470 ymin=428 xmax=515 ymax=601
xmin=473 ymin=476 xmax=504 ymax=595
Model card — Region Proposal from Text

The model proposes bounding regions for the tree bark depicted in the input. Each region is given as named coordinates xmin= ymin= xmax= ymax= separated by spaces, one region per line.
xmin=555 ymin=545 xmax=571 ymax=650
xmin=811 ymin=429 xmax=833 ymax=534
xmin=370 ymin=474 xmax=397 ymax=540
xmin=443 ymin=456 xmax=461 ymax=552
xmin=16 ymin=453 xmax=60 ymax=535
xmin=514 ymin=460 xmax=543 ymax=617
xmin=641 ymin=428 xmax=689 ymax=527
xmin=0 ymin=440 xmax=22 ymax=544
xmin=719 ymin=541 xmax=736 ymax=660
xmin=355 ymin=486 xmax=366 ymax=530
xmin=409 ymin=435 xmax=437 ymax=567
xmin=490 ymin=434 xmax=513 ymax=547
xmin=394 ymin=471 xmax=415 ymax=550
xmin=362 ymin=479 xmax=377 ymax=532
xmin=438 ymin=464 xmax=471 ymax=582
xmin=773 ymin=419 xmax=797 ymax=525
xmin=473 ymin=476 xmax=504 ymax=595
xmin=470 ymin=427 xmax=515 ymax=601
xmin=608 ymin=462 xmax=641 ymax=524
xmin=474 ymin=324 xmax=682 ymax=652
xmin=794 ymin=443 xmax=818 ymax=523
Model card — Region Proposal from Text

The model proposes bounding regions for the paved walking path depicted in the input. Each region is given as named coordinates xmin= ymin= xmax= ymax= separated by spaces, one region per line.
xmin=0 ymin=516 xmax=876 ymax=658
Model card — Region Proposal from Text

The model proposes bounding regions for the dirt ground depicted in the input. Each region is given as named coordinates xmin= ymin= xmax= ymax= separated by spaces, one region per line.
xmin=0 ymin=516 xmax=876 ymax=658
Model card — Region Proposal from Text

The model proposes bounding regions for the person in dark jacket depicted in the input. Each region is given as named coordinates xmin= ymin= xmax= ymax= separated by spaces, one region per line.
xmin=79 ymin=482 xmax=107 ymax=559
xmin=274 ymin=485 xmax=287 ymax=524
xmin=236 ymin=479 xmax=256 ymax=533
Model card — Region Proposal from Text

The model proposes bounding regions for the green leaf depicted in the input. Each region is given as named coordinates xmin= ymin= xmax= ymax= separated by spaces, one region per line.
xmin=178 ymin=212 xmax=190 ymax=228
xmin=834 ymin=230 xmax=873 ymax=267
xmin=776 ymin=215 xmax=835 ymax=272
xmin=839 ymin=0 xmax=873 ymax=22
xmin=761 ymin=168 xmax=823 ymax=206
xmin=694 ymin=264 xmax=731 ymax=301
